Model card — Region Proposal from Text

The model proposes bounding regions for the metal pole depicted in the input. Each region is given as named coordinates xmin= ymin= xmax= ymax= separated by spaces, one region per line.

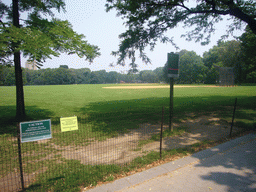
xmin=17 ymin=123 xmax=25 ymax=191
xmin=230 ymin=98 xmax=237 ymax=138
xmin=169 ymin=78 xmax=174 ymax=131
xmin=160 ymin=106 xmax=164 ymax=159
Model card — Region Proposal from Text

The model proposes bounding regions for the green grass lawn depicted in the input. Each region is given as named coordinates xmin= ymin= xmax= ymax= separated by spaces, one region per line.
xmin=1 ymin=83 xmax=255 ymax=149
xmin=0 ymin=84 xmax=255 ymax=191
xmin=1 ymin=84 xmax=255 ymax=136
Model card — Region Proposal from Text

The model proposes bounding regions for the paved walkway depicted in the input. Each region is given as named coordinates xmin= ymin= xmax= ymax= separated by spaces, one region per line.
xmin=85 ymin=133 xmax=256 ymax=192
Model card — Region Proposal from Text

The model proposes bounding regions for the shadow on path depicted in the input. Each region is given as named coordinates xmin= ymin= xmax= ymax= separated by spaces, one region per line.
xmin=194 ymin=136 xmax=256 ymax=192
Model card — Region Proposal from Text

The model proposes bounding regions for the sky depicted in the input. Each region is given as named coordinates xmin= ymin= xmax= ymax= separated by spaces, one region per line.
xmin=4 ymin=0 xmax=245 ymax=73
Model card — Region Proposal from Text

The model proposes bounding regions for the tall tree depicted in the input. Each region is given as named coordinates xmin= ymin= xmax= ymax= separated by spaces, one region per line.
xmin=59 ymin=65 xmax=69 ymax=69
xmin=106 ymin=71 xmax=119 ymax=83
xmin=153 ymin=67 xmax=165 ymax=83
xmin=178 ymin=50 xmax=206 ymax=84
xmin=106 ymin=0 xmax=256 ymax=68
xmin=202 ymin=40 xmax=242 ymax=83
xmin=239 ymin=26 xmax=256 ymax=83
xmin=0 ymin=0 xmax=100 ymax=120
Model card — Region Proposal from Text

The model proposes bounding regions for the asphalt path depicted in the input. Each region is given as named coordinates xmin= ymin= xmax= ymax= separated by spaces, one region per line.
xmin=85 ymin=133 xmax=256 ymax=192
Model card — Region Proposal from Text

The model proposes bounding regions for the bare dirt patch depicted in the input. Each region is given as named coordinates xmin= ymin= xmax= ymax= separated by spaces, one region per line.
xmin=58 ymin=114 xmax=240 ymax=165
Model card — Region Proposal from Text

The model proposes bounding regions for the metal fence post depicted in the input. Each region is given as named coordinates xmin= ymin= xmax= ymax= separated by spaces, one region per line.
xmin=230 ymin=98 xmax=237 ymax=138
xmin=169 ymin=78 xmax=174 ymax=131
xmin=160 ymin=106 xmax=164 ymax=159
xmin=17 ymin=123 xmax=25 ymax=191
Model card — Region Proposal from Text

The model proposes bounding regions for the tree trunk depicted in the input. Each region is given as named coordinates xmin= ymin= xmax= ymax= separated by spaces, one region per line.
xmin=13 ymin=0 xmax=26 ymax=121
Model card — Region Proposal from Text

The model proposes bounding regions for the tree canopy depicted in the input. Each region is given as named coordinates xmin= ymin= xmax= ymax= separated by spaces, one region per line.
xmin=0 ymin=0 xmax=100 ymax=120
xmin=0 ymin=0 xmax=100 ymax=67
xmin=239 ymin=26 xmax=256 ymax=83
xmin=106 ymin=0 xmax=256 ymax=68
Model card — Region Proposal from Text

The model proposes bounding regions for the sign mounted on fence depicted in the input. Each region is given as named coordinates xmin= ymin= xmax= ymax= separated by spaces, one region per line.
xmin=20 ymin=119 xmax=52 ymax=143
xmin=167 ymin=52 xmax=179 ymax=78
xmin=60 ymin=116 xmax=78 ymax=132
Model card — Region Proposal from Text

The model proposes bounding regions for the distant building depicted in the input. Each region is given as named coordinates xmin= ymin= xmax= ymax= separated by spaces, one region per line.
xmin=25 ymin=60 xmax=37 ymax=70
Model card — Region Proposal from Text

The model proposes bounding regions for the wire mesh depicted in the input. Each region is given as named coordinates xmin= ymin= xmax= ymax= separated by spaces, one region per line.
xmin=218 ymin=67 xmax=235 ymax=86
xmin=0 ymin=107 xmax=162 ymax=191
xmin=0 ymin=104 xmax=245 ymax=191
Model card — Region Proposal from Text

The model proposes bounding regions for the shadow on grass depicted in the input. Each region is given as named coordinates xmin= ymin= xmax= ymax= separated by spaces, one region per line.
xmin=76 ymin=95 xmax=256 ymax=137
xmin=0 ymin=105 xmax=55 ymax=136
xmin=0 ymin=95 xmax=255 ymax=139
xmin=26 ymin=161 xmax=122 ymax=192
xmin=2 ymin=95 xmax=255 ymax=192
xmin=31 ymin=94 xmax=253 ymax=146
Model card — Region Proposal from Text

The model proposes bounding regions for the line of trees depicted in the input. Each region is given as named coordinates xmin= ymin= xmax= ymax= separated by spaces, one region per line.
xmin=1 ymin=28 xmax=255 ymax=86
xmin=0 ymin=65 xmax=166 ymax=85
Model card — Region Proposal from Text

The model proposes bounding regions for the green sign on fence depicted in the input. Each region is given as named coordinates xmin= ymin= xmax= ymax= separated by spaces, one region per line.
xmin=20 ymin=119 xmax=52 ymax=143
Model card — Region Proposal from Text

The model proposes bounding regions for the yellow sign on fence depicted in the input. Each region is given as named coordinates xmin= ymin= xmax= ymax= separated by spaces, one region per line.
xmin=60 ymin=116 xmax=78 ymax=132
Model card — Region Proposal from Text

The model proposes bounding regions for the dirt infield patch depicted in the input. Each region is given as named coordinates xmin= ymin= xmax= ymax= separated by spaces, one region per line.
xmin=57 ymin=114 xmax=240 ymax=166
xmin=102 ymin=85 xmax=219 ymax=89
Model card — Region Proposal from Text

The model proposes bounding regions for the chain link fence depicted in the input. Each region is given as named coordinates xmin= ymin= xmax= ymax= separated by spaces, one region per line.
xmin=218 ymin=67 xmax=235 ymax=86
xmin=0 ymin=103 xmax=244 ymax=191
xmin=0 ymin=108 xmax=163 ymax=191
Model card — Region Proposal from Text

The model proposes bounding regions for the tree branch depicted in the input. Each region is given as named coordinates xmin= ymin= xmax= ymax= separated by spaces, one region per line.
xmin=218 ymin=0 xmax=256 ymax=34
xmin=145 ymin=1 xmax=230 ymax=17
xmin=0 ymin=19 xmax=5 ymax=28
xmin=188 ymin=9 xmax=230 ymax=15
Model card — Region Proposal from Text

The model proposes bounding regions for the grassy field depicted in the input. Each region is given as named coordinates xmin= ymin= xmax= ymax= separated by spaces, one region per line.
xmin=0 ymin=84 xmax=255 ymax=191
xmin=1 ymin=84 xmax=256 ymax=136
